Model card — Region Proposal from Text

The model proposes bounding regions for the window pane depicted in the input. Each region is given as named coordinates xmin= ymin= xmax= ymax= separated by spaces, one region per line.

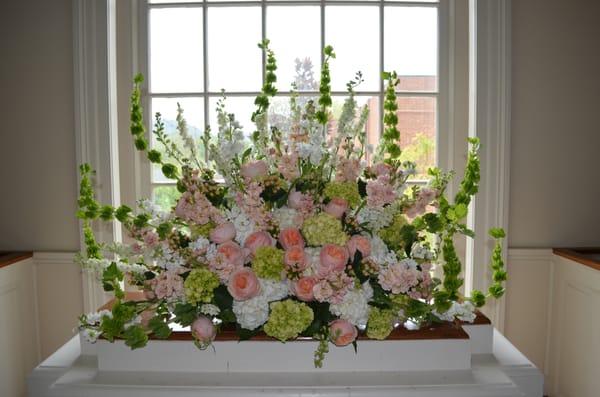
xmin=150 ymin=97 xmax=205 ymax=183
xmin=384 ymin=7 xmax=438 ymax=91
xmin=267 ymin=6 xmax=321 ymax=91
xmin=153 ymin=185 xmax=181 ymax=212
xmin=208 ymin=96 xmax=255 ymax=139
xmin=207 ymin=7 xmax=262 ymax=92
xmin=150 ymin=8 xmax=203 ymax=93
xmin=397 ymin=96 xmax=436 ymax=179
xmin=331 ymin=95 xmax=379 ymax=163
xmin=326 ymin=6 xmax=380 ymax=92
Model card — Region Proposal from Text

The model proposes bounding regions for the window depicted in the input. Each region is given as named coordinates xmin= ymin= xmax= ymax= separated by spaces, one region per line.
xmin=144 ymin=0 xmax=440 ymax=209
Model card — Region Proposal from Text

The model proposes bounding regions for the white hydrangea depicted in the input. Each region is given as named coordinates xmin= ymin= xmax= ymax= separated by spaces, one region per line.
xmin=272 ymin=206 xmax=299 ymax=230
xmin=231 ymin=279 xmax=288 ymax=330
xmin=200 ymin=304 xmax=220 ymax=316
xmin=225 ymin=206 xmax=255 ymax=245
xmin=357 ymin=206 xmax=393 ymax=231
xmin=369 ymin=235 xmax=397 ymax=267
xmin=232 ymin=295 xmax=269 ymax=330
xmin=433 ymin=301 xmax=477 ymax=323
xmin=303 ymin=247 xmax=322 ymax=276
xmin=259 ymin=278 xmax=289 ymax=302
xmin=330 ymin=282 xmax=373 ymax=327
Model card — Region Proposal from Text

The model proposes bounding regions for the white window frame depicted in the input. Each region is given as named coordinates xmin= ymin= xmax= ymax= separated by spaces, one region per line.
xmin=73 ymin=0 xmax=511 ymax=326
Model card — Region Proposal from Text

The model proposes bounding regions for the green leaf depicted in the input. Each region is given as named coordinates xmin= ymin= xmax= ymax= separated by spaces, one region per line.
xmin=236 ymin=324 xmax=260 ymax=341
xmin=124 ymin=325 xmax=149 ymax=349
xmin=454 ymin=203 xmax=468 ymax=220
xmin=173 ymin=303 xmax=196 ymax=327
xmin=489 ymin=228 xmax=506 ymax=239
xmin=148 ymin=317 xmax=172 ymax=339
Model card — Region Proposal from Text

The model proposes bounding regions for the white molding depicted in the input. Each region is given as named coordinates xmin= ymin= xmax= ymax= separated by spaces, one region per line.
xmin=72 ymin=0 xmax=121 ymax=313
xmin=507 ymin=248 xmax=553 ymax=262
xmin=465 ymin=0 xmax=511 ymax=331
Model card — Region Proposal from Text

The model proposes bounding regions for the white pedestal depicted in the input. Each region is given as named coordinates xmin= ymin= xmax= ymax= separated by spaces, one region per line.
xmin=28 ymin=324 xmax=543 ymax=397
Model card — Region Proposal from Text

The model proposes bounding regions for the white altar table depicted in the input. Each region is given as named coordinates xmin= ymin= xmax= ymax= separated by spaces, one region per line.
xmin=28 ymin=319 xmax=542 ymax=397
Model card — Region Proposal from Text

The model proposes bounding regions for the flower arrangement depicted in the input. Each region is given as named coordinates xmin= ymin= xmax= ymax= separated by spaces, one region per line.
xmin=77 ymin=40 xmax=506 ymax=367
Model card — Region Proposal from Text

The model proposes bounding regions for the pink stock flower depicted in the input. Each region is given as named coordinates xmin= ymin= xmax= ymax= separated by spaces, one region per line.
xmin=278 ymin=153 xmax=300 ymax=181
xmin=335 ymin=158 xmax=361 ymax=182
xmin=210 ymin=222 xmax=237 ymax=244
xmin=366 ymin=175 xmax=397 ymax=208
xmin=291 ymin=276 xmax=317 ymax=302
xmin=378 ymin=262 xmax=420 ymax=294
xmin=227 ymin=267 xmax=261 ymax=301
xmin=191 ymin=316 xmax=217 ymax=345
xmin=319 ymin=244 xmax=349 ymax=275
xmin=313 ymin=271 xmax=352 ymax=304
xmin=324 ymin=197 xmax=348 ymax=219
xmin=279 ymin=227 xmax=305 ymax=250
xmin=240 ymin=160 xmax=269 ymax=180
xmin=346 ymin=235 xmax=372 ymax=259
xmin=329 ymin=319 xmax=358 ymax=346
xmin=244 ymin=230 xmax=274 ymax=256
xmin=142 ymin=229 xmax=160 ymax=248
xmin=151 ymin=270 xmax=184 ymax=300
xmin=175 ymin=190 xmax=224 ymax=225
xmin=371 ymin=162 xmax=392 ymax=177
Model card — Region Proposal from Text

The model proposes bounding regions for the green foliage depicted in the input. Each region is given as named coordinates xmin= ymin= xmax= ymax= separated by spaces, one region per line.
xmin=148 ymin=316 xmax=172 ymax=339
xmin=252 ymin=39 xmax=278 ymax=123
xmin=124 ymin=325 xmax=148 ymax=349
xmin=130 ymin=74 xmax=148 ymax=150
xmin=316 ymin=45 xmax=336 ymax=125
xmin=172 ymin=303 xmax=196 ymax=327
xmin=378 ymin=71 xmax=402 ymax=165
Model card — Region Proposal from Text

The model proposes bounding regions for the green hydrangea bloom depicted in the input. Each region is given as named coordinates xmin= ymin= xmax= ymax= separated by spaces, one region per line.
xmin=264 ymin=300 xmax=314 ymax=341
xmin=252 ymin=246 xmax=285 ymax=280
xmin=378 ymin=213 xmax=408 ymax=252
xmin=302 ymin=213 xmax=348 ymax=246
xmin=323 ymin=181 xmax=361 ymax=207
xmin=366 ymin=307 xmax=395 ymax=340
xmin=184 ymin=268 xmax=220 ymax=304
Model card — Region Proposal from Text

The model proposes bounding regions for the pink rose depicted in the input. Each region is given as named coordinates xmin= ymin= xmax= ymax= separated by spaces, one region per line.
xmin=279 ymin=228 xmax=305 ymax=250
xmin=284 ymin=246 xmax=308 ymax=271
xmin=210 ymin=222 xmax=236 ymax=244
xmin=319 ymin=244 xmax=350 ymax=274
xmin=291 ymin=276 xmax=317 ymax=302
xmin=227 ymin=267 xmax=261 ymax=301
xmin=324 ymin=197 xmax=349 ymax=219
xmin=244 ymin=230 xmax=274 ymax=256
xmin=329 ymin=319 xmax=358 ymax=346
xmin=287 ymin=190 xmax=307 ymax=210
xmin=346 ymin=235 xmax=371 ymax=259
xmin=217 ymin=241 xmax=246 ymax=267
xmin=191 ymin=316 xmax=217 ymax=345
xmin=240 ymin=160 xmax=268 ymax=180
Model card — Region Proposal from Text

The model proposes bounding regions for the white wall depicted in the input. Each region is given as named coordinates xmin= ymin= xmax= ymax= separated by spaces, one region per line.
xmin=0 ymin=0 xmax=79 ymax=252
xmin=509 ymin=0 xmax=600 ymax=248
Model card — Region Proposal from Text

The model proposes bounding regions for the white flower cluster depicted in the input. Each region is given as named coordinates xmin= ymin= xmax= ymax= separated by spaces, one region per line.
xmin=369 ymin=235 xmax=397 ymax=267
xmin=297 ymin=131 xmax=325 ymax=165
xmin=225 ymin=206 xmax=255 ymax=245
xmin=82 ymin=309 xmax=113 ymax=325
xmin=272 ymin=206 xmax=299 ymax=230
xmin=357 ymin=206 xmax=394 ymax=231
xmin=84 ymin=258 xmax=147 ymax=277
xmin=80 ymin=309 xmax=113 ymax=343
xmin=411 ymin=242 xmax=435 ymax=261
xmin=200 ymin=304 xmax=221 ymax=316
xmin=138 ymin=198 xmax=171 ymax=223
xmin=303 ymin=247 xmax=322 ymax=275
xmin=330 ymin=282 xmax=373 ymax=327
xmin=433 ymin=301 xmax=477 ymax=323
xmin=155 ymin=243 xmax=185 ymax=271
xmin=232 ymin=278 xmax=289 ymax=330
xmin=189 ymin=236 xmax=210 ymax=254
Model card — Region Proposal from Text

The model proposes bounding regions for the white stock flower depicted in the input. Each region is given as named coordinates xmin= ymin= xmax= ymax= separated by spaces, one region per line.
xmin=369 ymin=235 xmax=397 ymax=267
xmin=155 ymin=243 xmax=185 ymax=271
xmin=200 ymin=304 xmax=221 ymax=316
xmin=225 ymin=207 xmax=255 ymax=245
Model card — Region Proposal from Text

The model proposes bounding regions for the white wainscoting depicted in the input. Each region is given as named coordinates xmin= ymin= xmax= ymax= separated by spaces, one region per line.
xmin=32 ymin=252 xmax=83 ymax=360
xmin=0 ymin=256 xmax=40 ymax=397
xmin=504 ymin=248 xmax=600 ymax=397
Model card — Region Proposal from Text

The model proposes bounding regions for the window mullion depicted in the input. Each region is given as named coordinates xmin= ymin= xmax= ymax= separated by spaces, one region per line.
xmin=203 ymin=0 xmax=209 ymax=162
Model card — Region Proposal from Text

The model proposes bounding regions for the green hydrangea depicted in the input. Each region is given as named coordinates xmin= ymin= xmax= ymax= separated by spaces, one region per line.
xmin=264 ymin=300 xmax=314 ymax=341
xmin=252 ymin=246 xmax=285 ymax=280
xmin=323 ymin=181 xmax=361 ymax=207
xmin=378 ymin=213 xmax=408 ymax=252
xmin=301 ymin=213 xmax=348 ymax=246
xmin=184 ymin=268 xmax=220 ymax=304
xmin=366 ymin=307 xmax=395 ymax=340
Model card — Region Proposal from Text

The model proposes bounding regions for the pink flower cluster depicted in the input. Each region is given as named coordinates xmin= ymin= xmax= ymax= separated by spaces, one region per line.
xmin=147 ymin=270 xmax=184 ymax=300
xmin=208 ymin=241 xmax=247 ymax=282
xmin=378 ymin=260 xmax=433 ymax=299
xmin=235 ymin=181 xmax=272 ymax=230
xmin=366 ymin=175 xmax=397 ymax=208
xmin=277 ymin=153 xmax=300 ymax=181
xmin=175 ymin=190 xmax=223 ymax=225
xmin=287 ymin=190 xmax=316 ymax=219
xmin=405 ymin=188 xmax=438 ymax=218
xmin=335 ymin=158 xmax=361 ymax=182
